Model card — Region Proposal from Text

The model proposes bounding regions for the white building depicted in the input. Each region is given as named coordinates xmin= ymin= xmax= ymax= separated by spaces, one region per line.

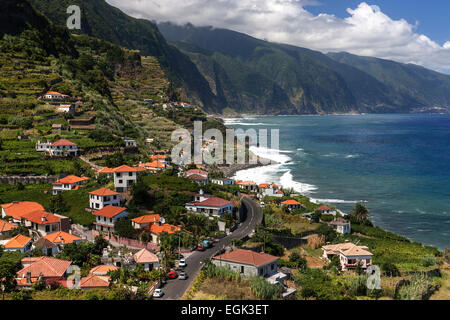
xmin=185 ymin=190 xmax=233 ymax=217
xmin=44 ymin=91 xmax=67 ymax=100
xmin=36 ymin=140 xmax=52 ymax=152
xmin=124 ymin=138 xmax=137 ymax=147
xmin=322 ymin=243 xmax=373 ymax=271
xmin=329 ymin=218 xmax=351 ymax=234
xmin=211 ymin=178 xmax=235 ymax=186
xmin=52 ymin=175 xmax=89 ymax=195
xmin=57 ymin=104 xmax=75 ymax=114
xmin=133 ymin=248 xmax=159 ymax=271
xmin=93 ymin=206 xmax=129 ymax=233
xmin=112 ymin=165 xmax=145 ymax=192
xmin=89 ymin=188 xmax=121 ymax=210
xmin=36 ymin=139 xmax=78 ymax=157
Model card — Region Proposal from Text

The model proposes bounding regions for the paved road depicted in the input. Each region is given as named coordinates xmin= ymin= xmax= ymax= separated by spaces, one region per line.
xmin=160 ymin=196 xmax=262 ymax=300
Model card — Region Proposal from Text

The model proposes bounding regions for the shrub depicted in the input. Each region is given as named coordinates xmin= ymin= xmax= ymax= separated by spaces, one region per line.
xmin=397 ymin=275 xmax=435 ymax=300
xmin=421 ymin=255 xmax=437 ymax=268
xmin=381 ymin=262 xmax=400 ymax=277
xmin=250 ymin=276 xmax=283 ymax=300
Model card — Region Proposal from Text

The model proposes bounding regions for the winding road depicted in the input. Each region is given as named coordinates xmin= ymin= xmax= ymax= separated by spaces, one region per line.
xmin=160 ymin=196 xmax=262 ymax=300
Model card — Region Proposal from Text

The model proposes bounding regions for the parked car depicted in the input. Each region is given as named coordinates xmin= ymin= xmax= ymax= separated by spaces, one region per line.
xmin=260 ymin=201 xmax=265 ymax=207
xmin=179 ymin=272 xmax=188 ymax=280
xmin=153 ymin=288 xmax=164 ymax=298
xmin=179 ymin=259 xmax=186 ymax=267
xmin=197 ymin=244 xmax=205 ymax=251
xmin=167 ymin=270 xmax=178 ymax=279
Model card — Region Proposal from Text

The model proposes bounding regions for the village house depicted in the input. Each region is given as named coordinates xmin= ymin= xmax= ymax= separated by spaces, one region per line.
xmin=184 ymin=169 xmax=209 ymax=185
xmin=145 ymin=223 xmax=183 ymax=245
xmin=144 ymin=98 xmax=153 ymax=105
xmin=95 ymin=167 xmax=114 ymax=178
xmin=52 ymin=175 xmax=90 ymax=195
xmin=212 ymin=249 xmax=285 ymax=283
xmin=236 ymin=180 xmax=258 ymax=192
xmin=21 ymin=210 xmax=61 ymax=236
xmin=322 ymin=242 xmax=373 ymax=271
xmin=89 ymin=188 xmax=121 ymax=210
xmin=3 ymin=234 xmax=33 ymax=253
xmin=52 ymin=124 xmax=67 ymax=134
xmin=15 ymin=256 xmax=72 ymax=289
xmin=211 ymin=178 xmax=235 ymax=186
xmin=0 ymin=219 xmax=18 ymax=235
xmin=329 ymin=217 xmax=351 ymax=234
xmin=32 ymin=238 xmax=59 ymax=256
xmin=79 ymin=275 xmax=111 ymax=290
xmin=93 ymin=206 xmax=129 ymax=233
xmin=136 ymin=160 xmax=172 ymax=173
xmin=43 ymin=91 xmax=68 ymax=100
xmin=57 ymin=104 xmax=75 ymax=114
xmin=131 ymin=213 xmax=163 ymax=229
xmin=36 ymin=139 xmax=78 ymax=157
xmin=133 ymin=248 xmax=159 ymax=271
xmin=316 ymin=205 xmax=337 ymax=216
xmin=281 ymin=200 xmax=306 ymax=211
xmin=112 ymin=165 xmax=146 ymax=192
xmin=185 ymin=190 xmax=233 ymax=218
xmin=1 ymin=201 xmax=45 ymax=223
xmin=262 ymin=185 xmax=284 ymax=198
xmin=123 ymin=138 xmax=137 ymax=147
xmin=43 ymin=231 xmax=82 ymax=246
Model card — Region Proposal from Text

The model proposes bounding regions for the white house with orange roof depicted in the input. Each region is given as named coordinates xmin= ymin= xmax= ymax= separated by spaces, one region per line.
xmin=236 ymin=180 xmax=258 ymax=192
xmin=57 ymin=104 xmax=75 ymax=114
xmin=316 ymin=205 xmax=337 ymax=216
xmin=48 ymin=139 xmax=78 ymax=157
xmin=185 ymin=190 xmax=233 ymax=217
xmin=136 ymin=160 xmax=172 ymax=173
xmin=93 ymin=206 xmax=129 ymax=233
xmin=0 ymin=219 xmax=18 ymax=235
xmin=146 ymin=223 xmax=183 ymax=244
xmin=3 ymin=234 xmax=33 ymax=253
xmin=44 ymin=91 xmax=67 ymax=100
xmin=184 ymin=169 xmax=209 ymax=185
xmin=280 ymin=200 xmax=306 ymax=211
xmin=52 ymin=175 xmax=90 ymax=195
xmin=1 ymin=201 xmax=45 ymax=223
xmin=211 ymin=178 xmax=235 ymax=186
xmin=21 ymin=210 xmax=61 ymax=236
xmin=133 ymin=248 xmax=159 ymax=271
xmin=131 ymin=213 xmax=163 ymax=229
xmin=89 ymin=188 xmax=121 ymax=210
xmin=322 ymin=242 xmax=373 ymax=271
xmin=43 ymin=231 xmax=82 ymax=246
xmin=95 ymin=167 xmax=114 ymax=178
xmin=112 ymin=165 xmax=146 ymax=192
xmin=261 ymin=184 xmax=284 ymax=198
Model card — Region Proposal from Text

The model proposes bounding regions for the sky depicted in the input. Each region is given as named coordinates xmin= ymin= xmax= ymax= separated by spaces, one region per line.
xmin=106 ymin=0 xmax=450 ymax=73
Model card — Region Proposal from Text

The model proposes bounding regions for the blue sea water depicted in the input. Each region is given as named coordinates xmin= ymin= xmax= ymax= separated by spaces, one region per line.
xmin=224 ymin=114 xmax=450 ymax=250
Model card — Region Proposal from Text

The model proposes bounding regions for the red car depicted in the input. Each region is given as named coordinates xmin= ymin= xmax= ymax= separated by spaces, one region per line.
xmin=167 ymin=270 xmax=178 ymax=279
xmin=197 ymin=244 xmax=205 ymax=251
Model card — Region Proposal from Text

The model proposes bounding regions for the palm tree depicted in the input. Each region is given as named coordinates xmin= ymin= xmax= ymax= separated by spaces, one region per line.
xmin=351 ymin=203 xmax=370 ymax=223
xmin=187 ymin=214 xmax=207 ymax=243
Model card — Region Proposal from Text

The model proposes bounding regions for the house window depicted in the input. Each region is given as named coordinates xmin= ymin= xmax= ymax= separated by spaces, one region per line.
xmin=271 ymin=264 xmax=274 ymax=270
xmin=45 ymin=225 xmax=50 ymax=232
xmin=129 ymin=172 xmax=133 ymax=177
xmin=240 ymin=266 xmax=244 ymax=274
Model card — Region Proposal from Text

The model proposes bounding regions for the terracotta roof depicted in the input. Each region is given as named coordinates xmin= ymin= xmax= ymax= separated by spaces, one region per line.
xmin=51 ymin=139 xmax=77 ymax=146
xmin=0 ymin=220 xmax=18 ymax=233
xmin=90 ymin=265 xmax=119 ymax=276
xmin=1 ymin=201 xmax=44 ymax=220
xmin=33 ymin=238 xmax=57 ymax=249
xmin=133 ymin=248 xmax=159 ymax=264
xmin=131 ymin=214 xmax=161 ymax=225
xmin=281 ymin=200 xmax=302 ymax=205
xmin=148 ymin=223 xmax=181 ymax=235
xmin=188 ymin=196 xmax=233 ymax=208
xmin=237 ymin=180 xmax=256 ymax=186
xmin=151 ymin=155 xmax=166 ymax=160
xmin=187 ymin=174 xmax=207 ymax=181
xmin=21 ymin=210 xmax=61 ymax=225
xmin=213 ymin=249 xmax=278 ymax=267
xmin=53 ymin=175 xmax=89 ymax=185
xmin=185 ymin=169 xmax=208 ymax=176
xmin=258 ymin=184 xmax=270 ymax=188
xmin=89 ymin=188 xmax=120 ymax=197
xmin=322 ymin=243 xmax=372 ymax=257
xmin=96 ymin=167 xmax=114 ymax=174
xmin=317 ymin=205 xmax=332 ymax=211
xmin=112 ymin=165 xmax=142 ymax=173
xmin=43 ymin=231 xmax=81 ymax=244
xmin=17 ymin=257 xmax=71 ymax=278
xmin=93 ymin=206 xmax=127 ymax=218
xmin=4 ymin=234 xmax=32 ymax=249
xmin=80 ymin=275 xmax=110 ymax=288
xmin=46 ymin=91 xmax=62 ymax=95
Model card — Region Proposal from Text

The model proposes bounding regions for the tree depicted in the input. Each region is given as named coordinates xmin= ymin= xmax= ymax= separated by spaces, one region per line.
xmin=311 ymin=210 xmax=321 ymax=223
xmin=186 ymin=214 xmax=207 ymax=242
xmin=114 ymin=219 xmax=137 ymax=239
xmin=48 ymin=193 xmax=69 ymax=214
xmin=381 ymin=262 xmax=400 ymax=277
xmin=316 ymin=224 xmax=337 ymax=242
xmin=350 ymin=203 xmax=371 ymax=224
xmin=0 ymin=251 xmax=25 ymax=292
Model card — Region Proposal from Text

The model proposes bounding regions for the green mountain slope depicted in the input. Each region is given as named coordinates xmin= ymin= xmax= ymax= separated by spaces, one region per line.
xmin=29 ymin=0 xmax=221 ymax=112
xmin=159 ymin=23 xmax=450 ymax=114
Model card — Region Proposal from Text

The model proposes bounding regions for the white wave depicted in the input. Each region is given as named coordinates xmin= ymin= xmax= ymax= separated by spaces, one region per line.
xmin=249 ymin=146 xmax=292 ymax=164
xmin=309 ymin=198 xmax=367 ymax=204
xmin=345 ymin=154 xmax=360 ymax=158
xmin=279 ymin=171 xmax=317 ymax=194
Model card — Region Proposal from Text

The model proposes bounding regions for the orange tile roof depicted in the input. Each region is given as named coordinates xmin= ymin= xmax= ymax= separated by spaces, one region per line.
xmin=93 ymin=206 xmax=127 ymax=218
xmin=237 ymin=180 xmax=256 ymax=186
xmin=112 ymin=165 xmax=141 ymax=173
xmin=17 ymin=257 xmax=72 ymax=278
xmin=258 ymin=184 xmax=270 ymax=188
xmin=185 ymin=169 xmax=208 ymax=176
xmin=188 ymin=196 xmax=233 ymax=208
xmin=133 ymin=248 xmax=159 ymax=264
xmin=131 ymin=214 xmax=161 ymax=225
xmin=1 ymin=201 xmax=44 ymax=220
xmin=43 ymin=231 xmax=81 ymax=244
xmin=4 ymin=234 xmax=32 ymax=249
xmin=80 ymin=275 xmax=110 ymax=288
xmin=96 ymin=167 xmax=114 ymax=174
xmin=89 ymin=188 xmax=120 ymax=197
xmin=148 ymin=223 xmax=181 ymax=235
xmin=0 ymin=220 xmax=18 ymax=233
xmin=46 ymin=91 xmax=63 ymax=95
xmin=281 ymin=200 xmax=302 ymax=205
xmin=317 ymin=205 xmax=332 ymax=211
xmin=21 ymin=210 xmax=61 ymax=225
xmin=213 ymin=249 xmax=278 ymax=267
xmin=151 ymin=155 xmax=166 ymax=160
xmin=90 ymin=265 xmax=119 ymax=276
xmin=53 ymin=175 xmax=89 ymax=185
xmin=52 ymin=139 xmax=77 ymax=146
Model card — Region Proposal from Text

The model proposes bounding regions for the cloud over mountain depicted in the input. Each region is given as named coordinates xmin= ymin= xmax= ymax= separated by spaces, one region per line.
xmin=106 ymin=0 xmax=450 ymax=73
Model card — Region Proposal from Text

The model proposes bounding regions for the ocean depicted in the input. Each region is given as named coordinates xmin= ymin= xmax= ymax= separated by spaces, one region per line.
xmin=224 ymin=114 xmax=450 ymax=250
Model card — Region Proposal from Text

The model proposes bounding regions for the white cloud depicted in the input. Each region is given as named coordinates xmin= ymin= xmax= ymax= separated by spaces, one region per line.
xmin=106 ymin=0 xmax=450 ymax=73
